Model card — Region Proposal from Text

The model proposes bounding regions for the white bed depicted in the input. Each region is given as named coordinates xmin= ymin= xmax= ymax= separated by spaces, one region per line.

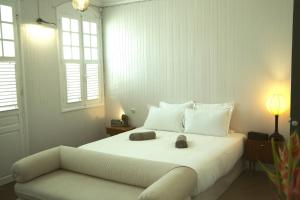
xmin=80 ymin=127 xmax=245 ymax=197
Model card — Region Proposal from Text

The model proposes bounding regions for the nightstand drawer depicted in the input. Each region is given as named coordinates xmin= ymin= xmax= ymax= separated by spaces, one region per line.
xmin=245 ymin=140 xmax=273 ymax=164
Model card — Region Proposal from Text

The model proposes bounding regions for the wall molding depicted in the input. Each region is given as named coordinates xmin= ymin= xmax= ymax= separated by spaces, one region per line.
xmin=54 ymin=0 xmax=151 ymax=9
xmin=100 ymin=0 xmax=150 ymax=7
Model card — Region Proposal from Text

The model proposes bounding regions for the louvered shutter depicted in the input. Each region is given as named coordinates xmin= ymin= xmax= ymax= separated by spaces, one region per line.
xmin=66 ymin=63 xmax=81 ymax=103
xmin=0 ymin=62 xmax=17 ymax=111
xmin=86 ymin=64 xmax=99 ymax=100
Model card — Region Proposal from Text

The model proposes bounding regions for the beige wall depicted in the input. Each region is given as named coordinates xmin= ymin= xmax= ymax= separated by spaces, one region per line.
xmin=103 ymin=0 xmax=294 ymax=136
xmin=19 ymin=0 xmax=106 ymax=154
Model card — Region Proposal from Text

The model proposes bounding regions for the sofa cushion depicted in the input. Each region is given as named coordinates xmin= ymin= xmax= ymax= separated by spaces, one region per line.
xmin=15 ymin=170 xmax=144 ymax=200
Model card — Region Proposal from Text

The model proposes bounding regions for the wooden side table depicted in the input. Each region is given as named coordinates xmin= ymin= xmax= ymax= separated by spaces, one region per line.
xmin=244 ymin=139 xmax=283 ymax=171
xmin=106 ymin=126 xmax=136 ymax=136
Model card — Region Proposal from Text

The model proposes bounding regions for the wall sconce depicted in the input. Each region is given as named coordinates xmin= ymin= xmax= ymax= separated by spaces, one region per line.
xmin=36 ymin=18 xmax=56 ymax=26
xmin=36 ymin=0 xmax=56 ymax=26
xmin=266 ymin=94 xmax=288 ymax=141
xmin=72 ymin=0 xmax=90 ymax=12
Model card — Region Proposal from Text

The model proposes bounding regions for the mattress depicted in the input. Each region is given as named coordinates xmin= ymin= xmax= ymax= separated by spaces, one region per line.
xmin=80 ymin=127 xmax=245 ymax=196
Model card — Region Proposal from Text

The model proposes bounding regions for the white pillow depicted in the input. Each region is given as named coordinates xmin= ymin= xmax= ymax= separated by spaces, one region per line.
xmin=144 ymin=107 xmax=184 ymax=132
xmin=194 ymin=102 xmax=235 ymax=121
xmin=184 ymin=108 xmax=231 ymax=137
xmin=160 ymin=101 xmax=194 ymax=128
xmin=160 ymin=101 xmax=194 ymax=109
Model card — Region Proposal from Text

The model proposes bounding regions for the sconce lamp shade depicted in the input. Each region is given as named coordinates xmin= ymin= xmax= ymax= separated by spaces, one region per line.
xmin=266 ymin=94 xmax=288 ymax=116
xmin=72 ymin=0 xmax=90 ymax=12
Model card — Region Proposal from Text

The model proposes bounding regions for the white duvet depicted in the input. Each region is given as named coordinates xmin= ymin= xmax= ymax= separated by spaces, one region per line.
xmin=80 ymin=128 xmax=245 ymax=195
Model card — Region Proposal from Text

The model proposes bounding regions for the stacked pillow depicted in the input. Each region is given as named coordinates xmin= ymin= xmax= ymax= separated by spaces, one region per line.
xmin=185 ymin=102 xmax=234 ymax=137
xmin=144 ymin=101 xmax=194 ymax=132
xmin=144 ymin=101 xmax=234 ymax=137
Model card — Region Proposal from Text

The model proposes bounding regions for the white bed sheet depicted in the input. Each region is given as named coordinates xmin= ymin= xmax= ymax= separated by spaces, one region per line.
xmin=80 ymin=127 xmax=245 ymax=196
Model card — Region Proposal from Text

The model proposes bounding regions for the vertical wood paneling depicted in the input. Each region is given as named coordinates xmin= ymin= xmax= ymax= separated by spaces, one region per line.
xmin=103 ymin=0 xmax=293 ymax=135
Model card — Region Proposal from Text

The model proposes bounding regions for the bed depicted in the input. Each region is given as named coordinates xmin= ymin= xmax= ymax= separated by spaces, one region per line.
xmin=80 ymin=127 xmax=246 ymax=200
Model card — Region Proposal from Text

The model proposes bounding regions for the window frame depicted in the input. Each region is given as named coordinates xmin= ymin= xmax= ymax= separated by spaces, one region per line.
xmin=82 ymin=16 xmax=102 ymax=105
xmin=57 ymin=9 xmax=104 ymax=112
xmin=0 ymin=0 xmax=22 ymax=113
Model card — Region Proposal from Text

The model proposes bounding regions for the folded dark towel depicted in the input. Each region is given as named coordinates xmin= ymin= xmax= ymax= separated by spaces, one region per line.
xmin=176 ymin=135 xmax=188 ymax=148
xmin=129 ymin=131 xmax=156 ymax=141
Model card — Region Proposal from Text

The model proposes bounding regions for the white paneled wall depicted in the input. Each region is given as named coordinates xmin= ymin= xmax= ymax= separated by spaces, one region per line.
xmin=103 ymin=0 xmax=293 ymax=136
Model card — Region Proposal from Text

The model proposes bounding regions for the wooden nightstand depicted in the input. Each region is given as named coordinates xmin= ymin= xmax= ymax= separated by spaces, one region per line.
xmin=244 ymin=139 xmax=283 ymax=171
xmin=106 ymin=126 xmax=136 ymax=136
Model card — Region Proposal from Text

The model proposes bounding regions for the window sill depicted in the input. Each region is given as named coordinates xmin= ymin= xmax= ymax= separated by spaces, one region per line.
xmin=61 ymin=103 xmax=104 ymax=113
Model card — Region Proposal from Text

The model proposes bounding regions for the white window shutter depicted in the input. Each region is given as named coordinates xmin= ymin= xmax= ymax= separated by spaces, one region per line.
xmin=66 ymin=63 xmax=82 ymax=103
xmin=86 ymin=64 xmax=99 ymax=100
xmin=0 ymin=62 xmax=18 ymax=111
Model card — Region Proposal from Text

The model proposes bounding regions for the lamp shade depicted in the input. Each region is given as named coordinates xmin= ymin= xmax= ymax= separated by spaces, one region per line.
xmin=266 ymin=94 xmax=288 ymax=116
xmin=72 ymin=0 xmax=90 ymax=12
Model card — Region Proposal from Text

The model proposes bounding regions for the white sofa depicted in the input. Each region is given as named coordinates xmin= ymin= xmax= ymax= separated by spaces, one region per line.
xmin=12 ymin=146 xmax=197 ymax=200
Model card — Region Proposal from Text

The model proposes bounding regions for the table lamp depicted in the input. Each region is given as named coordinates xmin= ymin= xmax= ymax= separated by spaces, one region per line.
xmin=266 ymin=94 xmax=288 ymax=141
xmin=121 ymin=114 xmax=129 ymax=127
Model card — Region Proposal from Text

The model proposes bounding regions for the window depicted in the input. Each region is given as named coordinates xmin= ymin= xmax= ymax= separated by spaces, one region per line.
xmin=58 ymin=13 xmax=103 ymax=111
xmin=62 ymin=18 xmax=80 ymax=60
xmin=0 ymin=4 xmax=18 ymax=112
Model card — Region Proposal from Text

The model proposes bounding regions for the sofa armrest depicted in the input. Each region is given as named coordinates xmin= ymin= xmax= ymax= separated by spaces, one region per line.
xmin=138 ymin=167 xmax=197 ymax=200
xmin=12 ymin=147 xmax=61 ymax=183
